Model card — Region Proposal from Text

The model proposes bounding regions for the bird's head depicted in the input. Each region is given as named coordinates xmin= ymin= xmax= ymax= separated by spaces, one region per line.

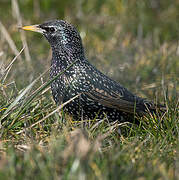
xmin=21 ymin=20 xmax=84 ymax=57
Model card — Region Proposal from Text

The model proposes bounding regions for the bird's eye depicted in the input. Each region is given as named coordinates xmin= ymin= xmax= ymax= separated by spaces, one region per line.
xmin=49 ymin=27 xmax=55 ymax=32
xmin=43 ymin=27 xmax=55 ymax=33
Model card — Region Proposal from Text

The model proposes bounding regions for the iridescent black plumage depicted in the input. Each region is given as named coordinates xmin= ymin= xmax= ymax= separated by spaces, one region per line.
xmin=22 ymin=20 xmax=162 ymax=122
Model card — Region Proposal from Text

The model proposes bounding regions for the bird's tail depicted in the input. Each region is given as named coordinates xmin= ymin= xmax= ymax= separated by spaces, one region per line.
xmin=137 ymin=98 xmax=166 ymax=117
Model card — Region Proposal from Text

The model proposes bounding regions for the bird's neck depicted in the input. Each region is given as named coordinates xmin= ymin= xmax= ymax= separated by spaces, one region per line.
xmin=51 ymin=46 xmax=85 ymax=70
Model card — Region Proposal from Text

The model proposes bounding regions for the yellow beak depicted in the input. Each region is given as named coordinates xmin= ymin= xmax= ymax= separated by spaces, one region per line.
xmin=20 ymin=25 xmax=44 ymax=33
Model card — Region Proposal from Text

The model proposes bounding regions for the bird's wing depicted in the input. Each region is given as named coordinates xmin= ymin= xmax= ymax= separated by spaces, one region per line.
xmin=85 ymin=88 xmax=166 ymax=116
xmin=82 ymin=62 xmax=164 ymax=116
xmin=85 ymin=89 xmax=147 ymax=116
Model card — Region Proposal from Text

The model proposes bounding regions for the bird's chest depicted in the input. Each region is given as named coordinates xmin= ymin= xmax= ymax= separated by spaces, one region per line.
xmin=50 ymin=62 xmax=90 ymax=104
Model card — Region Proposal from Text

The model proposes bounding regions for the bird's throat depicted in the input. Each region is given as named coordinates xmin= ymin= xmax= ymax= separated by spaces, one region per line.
xmin=52 ymin=45 xmax=85 ymax=65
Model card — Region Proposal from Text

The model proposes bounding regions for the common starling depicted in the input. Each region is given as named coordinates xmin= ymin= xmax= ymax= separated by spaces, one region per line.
xmin=21 ymin=20 xmax=161 ymax=123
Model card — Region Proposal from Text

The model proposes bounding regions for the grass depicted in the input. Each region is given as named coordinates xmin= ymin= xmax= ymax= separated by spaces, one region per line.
xmin=0 ymin=104 xmax=178 ymax=179
xmin=0 ymin=0 xmax=179 ymax=179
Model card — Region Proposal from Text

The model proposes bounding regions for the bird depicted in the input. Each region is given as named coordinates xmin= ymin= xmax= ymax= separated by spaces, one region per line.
xmin=21 ymin=20 xmax=163 ymax=123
